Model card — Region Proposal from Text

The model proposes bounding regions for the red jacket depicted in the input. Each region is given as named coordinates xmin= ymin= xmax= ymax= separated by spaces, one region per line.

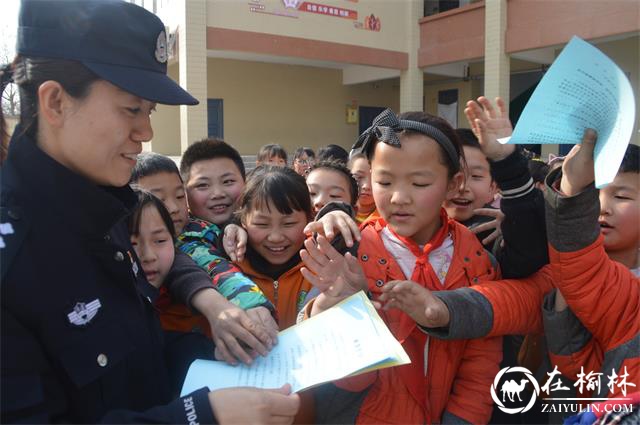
xmin=337 ymin=218 xmax=502 ymax=424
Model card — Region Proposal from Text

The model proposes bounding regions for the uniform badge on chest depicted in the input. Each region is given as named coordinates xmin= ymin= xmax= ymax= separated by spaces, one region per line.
xmin=67 ymin=299 xmax=102 ymax=326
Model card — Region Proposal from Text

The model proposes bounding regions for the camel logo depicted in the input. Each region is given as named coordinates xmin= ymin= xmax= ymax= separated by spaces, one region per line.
xmin=491 ymin=366 xmax=540 ymax=414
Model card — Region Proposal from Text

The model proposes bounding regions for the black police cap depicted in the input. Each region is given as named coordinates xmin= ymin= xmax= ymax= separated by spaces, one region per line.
xmin=17 ymin=0 xmax=198 ymax=106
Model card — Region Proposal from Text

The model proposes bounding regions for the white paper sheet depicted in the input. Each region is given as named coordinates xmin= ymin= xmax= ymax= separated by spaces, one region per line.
xmin=498 ymin=36 xmax=636 ymax=188
xmin=180 ymin=291 xmax=410 ymax=395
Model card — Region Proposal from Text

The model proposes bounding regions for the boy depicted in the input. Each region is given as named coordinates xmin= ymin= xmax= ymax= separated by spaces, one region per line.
xmin=418 ymin=135 xmax=640 ymax=400
xmin=443 ymin=128 xmax=500 ymax=249
xmin=131 ymin=151 xmax=277 ymax=366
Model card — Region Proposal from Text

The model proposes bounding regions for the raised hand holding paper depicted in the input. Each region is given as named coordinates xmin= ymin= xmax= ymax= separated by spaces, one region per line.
xmin=498 ymin=36 xmax=635 ymax=188
xmin=180 ymin=291 xmax=410 ymax=396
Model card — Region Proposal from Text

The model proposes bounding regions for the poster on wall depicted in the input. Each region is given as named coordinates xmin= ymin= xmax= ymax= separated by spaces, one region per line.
xmin=438 ymin=89 xmax=458 ymax=128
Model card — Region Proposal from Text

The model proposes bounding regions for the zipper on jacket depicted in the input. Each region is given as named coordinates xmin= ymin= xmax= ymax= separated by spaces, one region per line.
xmin=424 ymin=336 xmax=430 ymax=376
xmin=273 ymin=280 xmax=279 ymax=306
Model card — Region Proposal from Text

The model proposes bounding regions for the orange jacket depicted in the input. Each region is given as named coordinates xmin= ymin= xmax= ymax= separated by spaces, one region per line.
xmin=235 ymin=259 xmax=315 ymax=330
xmin=547 ymin=236 xmax=639 ymax=398
xmin=336 ymin=218 xmax=502 ymax=424
xmin=235 ymin=258 xmax=316 ymax=424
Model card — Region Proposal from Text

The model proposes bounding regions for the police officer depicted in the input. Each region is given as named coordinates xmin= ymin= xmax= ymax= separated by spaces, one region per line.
xmin=0 ymin=1 xmax=299 ymax=423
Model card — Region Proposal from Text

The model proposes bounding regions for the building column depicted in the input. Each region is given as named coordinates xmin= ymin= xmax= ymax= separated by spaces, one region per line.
xmin=399 ymin=0 xmax=423 ymax=112
xmin=179 ymin=0 xmax=208 ymax=153
xmin=484 ymin=0 xmax=510 ymax=110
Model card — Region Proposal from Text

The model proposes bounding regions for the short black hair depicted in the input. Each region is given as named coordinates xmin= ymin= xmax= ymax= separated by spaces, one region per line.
xmin=308 ymin=160 xmax=359 ymax=207
xmin=317 ymin=144 xmax=349 ymax=164
xmin=456 ymin=128 xmax=482 ymax=150
xmin=130 ymin=152 xmax=181 ymax=184
xmin=257 ymin=144 xmax=288 ymax=164
xmin=293 ymin=147 xmax=315 ymax=161
xmin=128 ymin=190 xmax=176 ymax=241
xmin=180 ymin=138 xmax=246 ymax=183
xmin=619 ymin=144 xmax=639 ymax=174
xmin=238 ymin=165 xmax=312 ymax=221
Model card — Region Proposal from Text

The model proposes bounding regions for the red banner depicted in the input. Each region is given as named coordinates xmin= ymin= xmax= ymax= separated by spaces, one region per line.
xmin=298 ymin=2 xmax=357 ymax=19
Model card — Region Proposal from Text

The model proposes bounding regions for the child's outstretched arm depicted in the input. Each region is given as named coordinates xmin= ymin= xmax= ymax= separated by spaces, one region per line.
xmin=178 ymin=222 xmax=275 ymax=313
xmin=190 ymin=288 xmax=277 ymax=366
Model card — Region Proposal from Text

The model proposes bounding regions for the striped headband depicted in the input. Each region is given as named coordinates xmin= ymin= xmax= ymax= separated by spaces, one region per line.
xmin=350 ymin=108 xmax=460 ymax=174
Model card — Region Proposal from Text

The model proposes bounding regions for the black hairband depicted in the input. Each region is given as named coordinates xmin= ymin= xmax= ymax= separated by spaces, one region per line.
xmin=350 ymin=108 xmax=460 ymax=173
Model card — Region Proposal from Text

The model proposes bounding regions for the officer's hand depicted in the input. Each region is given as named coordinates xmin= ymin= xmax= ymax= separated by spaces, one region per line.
xmin=209 ymin=384 xmax=300 ymax=425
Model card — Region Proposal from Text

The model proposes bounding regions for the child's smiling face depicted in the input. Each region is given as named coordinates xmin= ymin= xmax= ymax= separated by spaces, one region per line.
xmin=243 ymin=202 xmax=308 ymax=265
xmin=371 ymin=134 xmax=462 ymax=245
xmin=306 ymin=168 xmax=354 ymax=215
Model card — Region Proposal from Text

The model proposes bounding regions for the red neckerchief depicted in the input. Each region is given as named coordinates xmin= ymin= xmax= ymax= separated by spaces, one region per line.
xmin=385 ymin=208 xmax=452 ymax=414
xmin=387 ymin=208 xmax=451 ymax=291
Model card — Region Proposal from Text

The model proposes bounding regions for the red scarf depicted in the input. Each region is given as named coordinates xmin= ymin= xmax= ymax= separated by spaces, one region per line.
xmin=388 ymin=208 xmax=452 ymax=290
xmin=384 ymin=208 xmax=453 ymax=415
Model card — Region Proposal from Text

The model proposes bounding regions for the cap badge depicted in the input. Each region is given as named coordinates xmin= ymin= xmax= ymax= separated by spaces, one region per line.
xmin=155 ymin=31 xmax=168 ymax=64
xmin=68 ymin=299 xmax=101 ymax=326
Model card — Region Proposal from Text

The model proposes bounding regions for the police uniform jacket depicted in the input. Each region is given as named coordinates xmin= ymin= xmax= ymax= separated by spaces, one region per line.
xmin=1 ymin=129 xmax=216 ymax=424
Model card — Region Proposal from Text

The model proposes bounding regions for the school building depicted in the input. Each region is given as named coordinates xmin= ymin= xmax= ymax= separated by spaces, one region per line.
xmin=140 ymin=0 xmax=639 ymax=159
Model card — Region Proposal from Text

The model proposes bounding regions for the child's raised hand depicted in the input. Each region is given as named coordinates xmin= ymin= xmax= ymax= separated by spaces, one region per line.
xmin=560 ymin=129 xmax=597 ymax=196
xmin=465 ymin=96 xmax=515 ymax=161
xmin=303 ymin=210 xmax=361 ymax=248
xmin=378 ymin=280 xmax=450 ymax=328
xmin=300 ymin=235 xmax=367 ymax=315
xmin=470 ymin=207 xmax=505 ymax=245
xmin=223 ymin=223 xmax=248 ymax=262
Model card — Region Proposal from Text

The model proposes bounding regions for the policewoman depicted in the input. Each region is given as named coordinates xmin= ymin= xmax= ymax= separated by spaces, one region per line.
xmin=0 ymin=1 xmax=299 ymax=423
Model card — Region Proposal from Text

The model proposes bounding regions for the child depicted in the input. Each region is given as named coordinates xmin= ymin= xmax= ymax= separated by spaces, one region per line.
xmin=128 ymin=190 xmax=219 ymax=392
xmin=306 ymin=160 xmax=358 ymax=216
xmin=235 ymin=165 xmax=321 ymax=424
xmin=128 ymin=190 xmax=177 ymax=290
xmin=256 ymin=143 xmax=288 ymax=167
xmin=292 ymin=147 xmax=315 ymax=177
xmin=416 ymin=122 xmax=639 ymax=403
xmin=348 ymin=153 xmax=378 ymax=224
xmin=317 ymin=143 xmax=349 ymax=164
xmin=181 ymin=138 xmax=247 ymax=226
xmin=235 ymin=165 xmax=318 ymax=329
xmin=300 ymin=109 xmax=502 ymax=424
xmin=443 ymin=128 xmax=501 ymax=248
xmin=132 ymin=151 xmax=277 ymax=366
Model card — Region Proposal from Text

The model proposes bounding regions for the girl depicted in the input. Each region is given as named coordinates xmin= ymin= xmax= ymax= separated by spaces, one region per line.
xmin=128 ymin=190 xmax=177 ymax=289
xmin=234 ymin=165 xmax=320 ymax=425
xmin=306 ymin=160 xmax=359 ymax=216
xmin=0 ymin=1 xmax=298 ymax=422
xmin=300 ymin=109 xmax=502 ymax=424
xmin=348 ymin=153 xmax=379 ymax=224
xmin=236 ymin=165 xmax=317 ymax=329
